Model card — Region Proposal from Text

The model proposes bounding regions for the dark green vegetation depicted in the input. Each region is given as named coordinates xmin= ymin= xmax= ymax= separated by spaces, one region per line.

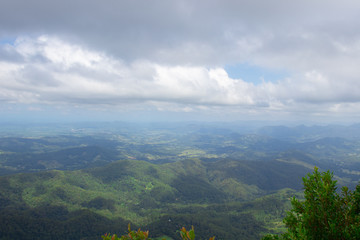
xmin=0 ymin=159 xmax=301 ymax=239
xmin=102 ymin=168 xmax=360 ymax=240
xmin=263 ymin=168 xmax=360 ymax=239
xmin=0 ymin=122 xmax=360 ymax=239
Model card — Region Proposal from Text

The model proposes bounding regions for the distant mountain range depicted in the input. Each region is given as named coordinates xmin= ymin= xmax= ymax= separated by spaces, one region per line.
xmin=257 ymin=123 xmax=360 ymax=142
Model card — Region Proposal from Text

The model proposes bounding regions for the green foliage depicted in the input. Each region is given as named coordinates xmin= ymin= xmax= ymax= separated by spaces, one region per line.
xmin=263 ymin=167 xmax=360 ymax=240
xmin=179 ymin=226 xmax=196 ymax=240
xmin=179 ymin=226 xmax=215 ymax=240
xmin=102 ymin=224 xmax=151 ymax=240
xmin=0 ymin=206 xmax=130 ymax=240
xmin=102 ymin=225 xmax=215 ymax=240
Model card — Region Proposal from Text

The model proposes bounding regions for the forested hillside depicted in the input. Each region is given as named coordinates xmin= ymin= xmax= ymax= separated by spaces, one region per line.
xmin=0 ymin=158 xmax=306 ymax=239
xmin=0 ymin=123 xmax=360 ymax=239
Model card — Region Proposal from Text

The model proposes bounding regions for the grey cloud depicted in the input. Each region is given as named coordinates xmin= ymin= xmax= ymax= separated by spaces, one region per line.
xmin=0 ymin=45 xmax=23 ymax=62
xmin=2 ymin=0 xmax=359 ymax=65
xmin=19 ymin=65 xmax=60 ymax=87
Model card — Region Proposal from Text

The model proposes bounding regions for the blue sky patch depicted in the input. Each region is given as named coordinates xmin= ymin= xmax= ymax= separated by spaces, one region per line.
xmin=0 ymin=37 xmax=16 ymax=46
xmin=224 ymin=63 xmax=288 ymax=85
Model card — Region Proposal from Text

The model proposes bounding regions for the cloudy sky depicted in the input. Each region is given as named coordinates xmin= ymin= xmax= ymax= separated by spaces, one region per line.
xmin=1 ymin=0 xmax=360 ymax=123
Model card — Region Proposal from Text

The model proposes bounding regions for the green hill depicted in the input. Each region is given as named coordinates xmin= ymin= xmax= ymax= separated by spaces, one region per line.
xmin=0 ymin=158 xmax=311 ymax=239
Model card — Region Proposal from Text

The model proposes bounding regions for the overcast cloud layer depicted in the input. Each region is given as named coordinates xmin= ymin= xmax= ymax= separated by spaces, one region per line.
xmin=1 ymin=0 xmax=360 ymax=122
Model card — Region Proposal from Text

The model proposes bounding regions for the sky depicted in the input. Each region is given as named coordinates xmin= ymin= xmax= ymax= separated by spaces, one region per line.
xmin=1 ymin=0 xmax=360 ymax=124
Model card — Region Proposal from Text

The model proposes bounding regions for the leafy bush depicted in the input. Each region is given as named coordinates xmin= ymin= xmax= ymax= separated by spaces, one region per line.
xmin=102 ymin=224 xmax=150 ymax=240
xmin=179 ymin=226 xmax=215 ymax=240
xmin=262 ymin=167 xmax=360 ymax=240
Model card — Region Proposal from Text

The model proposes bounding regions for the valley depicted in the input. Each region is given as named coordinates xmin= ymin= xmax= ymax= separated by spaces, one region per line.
xmin=0 ymin=122 xmax=360 ymax=239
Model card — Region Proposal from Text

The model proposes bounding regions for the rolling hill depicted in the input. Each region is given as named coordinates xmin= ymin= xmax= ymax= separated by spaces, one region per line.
xmin=0 ymin=158 xmax=310 ymax=240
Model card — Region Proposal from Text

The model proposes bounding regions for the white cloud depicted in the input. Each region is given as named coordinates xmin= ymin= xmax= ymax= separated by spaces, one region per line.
xmin=1 ymin=35 xmax=360 ymax=120
xmin=1 ymin=36 xmax=259 ymax=106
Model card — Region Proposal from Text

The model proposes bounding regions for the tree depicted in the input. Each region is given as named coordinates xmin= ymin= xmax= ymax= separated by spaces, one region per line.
xmin=263 ymin=167 xmax=360 ymax=240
